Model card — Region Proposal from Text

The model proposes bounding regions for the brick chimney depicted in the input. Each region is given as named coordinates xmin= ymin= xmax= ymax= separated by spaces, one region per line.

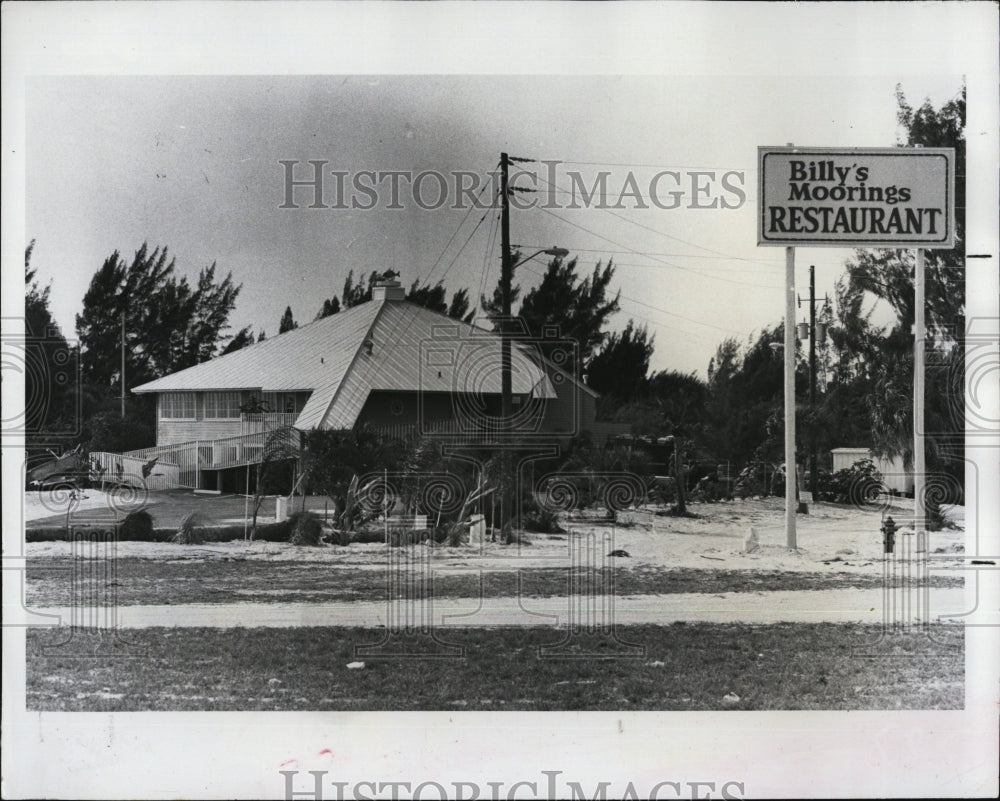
xmin=372 ymin=277 xmax=405 ymax=302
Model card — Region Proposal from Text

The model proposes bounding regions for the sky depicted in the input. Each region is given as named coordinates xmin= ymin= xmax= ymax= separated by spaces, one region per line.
xmin=26 ymin=72 xmax=964 ymax=377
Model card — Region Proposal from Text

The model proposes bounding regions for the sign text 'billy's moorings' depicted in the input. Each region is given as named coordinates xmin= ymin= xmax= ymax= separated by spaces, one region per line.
xmin=758 ymin=147 xmax=955 ymax=248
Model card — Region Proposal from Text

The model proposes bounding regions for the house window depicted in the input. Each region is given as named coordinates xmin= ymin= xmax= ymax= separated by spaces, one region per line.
xmin=204 ymin=391 xmax=241 ymax=419
xmin=261 ymin=392 xmax=306 ymax=415
xmin=160 ymin=392 xmax=197 ymax=420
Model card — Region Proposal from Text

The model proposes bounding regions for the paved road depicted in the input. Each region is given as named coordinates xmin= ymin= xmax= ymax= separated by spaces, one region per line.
xmin=24 ymin=586 xmax=969 ymax=628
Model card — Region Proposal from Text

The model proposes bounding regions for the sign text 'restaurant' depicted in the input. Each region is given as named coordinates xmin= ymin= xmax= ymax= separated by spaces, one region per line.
xmin=758 ymin=147 xmax=955 ymax=248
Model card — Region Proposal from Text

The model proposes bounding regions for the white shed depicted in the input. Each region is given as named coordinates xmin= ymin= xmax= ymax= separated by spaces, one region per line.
xmin=830 ymin=447 xmax=913 ymax=495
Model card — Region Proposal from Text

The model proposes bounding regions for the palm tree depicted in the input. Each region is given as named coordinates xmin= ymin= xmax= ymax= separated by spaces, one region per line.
xmin=648 ymin=371 xmax=709 ymax=514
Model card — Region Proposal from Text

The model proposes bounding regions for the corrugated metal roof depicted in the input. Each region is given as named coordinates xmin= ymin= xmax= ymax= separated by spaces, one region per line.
xmin=322 ymin=302 xmax=554 ymax=429
xmin=132 ymin=301 xmax=382 ymax=394
xmin=134 ymin=297 xmax=567 ymax=432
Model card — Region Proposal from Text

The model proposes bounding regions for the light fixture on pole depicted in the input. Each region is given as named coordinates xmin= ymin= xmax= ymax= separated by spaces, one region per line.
xmin=515 ymin=246 xmax=570 ymax=267
xmin=498 ymin=150 xmax=568 ymax=541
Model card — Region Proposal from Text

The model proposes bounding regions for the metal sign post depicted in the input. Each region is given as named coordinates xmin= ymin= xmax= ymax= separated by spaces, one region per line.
xmin=784 ymin=245 xmax=797 ymax=549
xmin=758 ymin=145 xmax=955 ymax=555
xmin=914 ymin=248 xmax=926 ymax=544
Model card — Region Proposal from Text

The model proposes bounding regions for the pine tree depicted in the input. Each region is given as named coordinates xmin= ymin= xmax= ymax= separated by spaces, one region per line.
xmin=407 ymin=278 xmax=449 ymax=313
xmin=316 ymin=296 xmax=341 ymax=320
xmin=278 ymin=306 xmax=297 ymax=333
xmin=221 ymin=325 xmax=256 ymax=355
xmin=406 ymin=279 xmax=475 ymax=322
xmin=481 ymin=254 xmax=621 ymax=365
xmin=342 ymin=270 xmax=378 ymax=308
xmin=24 ymin=240 xmax=75 ymax=441
xmin=446 ymin=288 xmax=475 ymax=323
xmin=76 ymin=243 xmax=241 ymax=389
xmin=586 ymin=319 xmax=654 ymax=402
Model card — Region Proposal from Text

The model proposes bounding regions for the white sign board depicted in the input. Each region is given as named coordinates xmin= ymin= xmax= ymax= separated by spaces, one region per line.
xmin=758 ymin=147 xmax=955 ymax=248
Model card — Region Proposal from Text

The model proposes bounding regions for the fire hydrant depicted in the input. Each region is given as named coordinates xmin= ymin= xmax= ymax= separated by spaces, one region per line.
xmin=881 ymin=516 xmax=897 ymax=554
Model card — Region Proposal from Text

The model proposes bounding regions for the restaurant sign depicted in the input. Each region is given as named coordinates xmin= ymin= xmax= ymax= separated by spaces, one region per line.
xmin=758 ymin=147 xmax=955 ymax=248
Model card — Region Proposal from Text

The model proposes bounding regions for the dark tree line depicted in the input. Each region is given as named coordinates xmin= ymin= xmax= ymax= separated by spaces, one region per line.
xmin=603 ymin=84 xmax=966 ymax=502
xmin=24 ymin=241 xmax=76 ymax=442
xmin=76 ymin=243 xmax=241 ymax=390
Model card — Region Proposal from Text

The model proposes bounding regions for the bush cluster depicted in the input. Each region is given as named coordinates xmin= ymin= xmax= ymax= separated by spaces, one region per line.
xmin=289 ymin=511 xmax=323 ymax=546
xmin=819 ymin=459 xmax=883 ymax=505
xmin=119 ymin=509 xmax=153 ymax=540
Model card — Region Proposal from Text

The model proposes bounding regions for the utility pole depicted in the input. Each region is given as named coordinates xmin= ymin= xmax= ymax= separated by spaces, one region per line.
xmin=797 ymin=266 xmax=828 ymax=503
xmin=499 ymin=152 xmax=513 ymax=541
xmin=500 ymin=152 xmax=513 ymax=434
xmin=914 ymin=249 xmax=926 ymax=546
xmin=808 ymin=265 xmax=818 ymax=501
xmin=120 ymin=310 xmax=126 ymax=419
xmin=496 ymin=153 xmax=561 ymax=541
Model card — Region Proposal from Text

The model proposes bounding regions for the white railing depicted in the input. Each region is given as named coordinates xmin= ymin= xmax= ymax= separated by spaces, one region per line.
xmin=201 ymin=427 xmax=299 ymax=469
xmin=240 ymin=412 xmax=299 ymax=435
xmin=89 ymin=451 xmax=181 ymax=491
xmin=116 ymin=426 xmax=299 ymax=489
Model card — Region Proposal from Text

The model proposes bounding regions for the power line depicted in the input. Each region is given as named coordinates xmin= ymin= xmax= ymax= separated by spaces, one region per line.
xmin=438 ymin=202 xmax=494 ymax=285
xmin=556 ymin=158 xmax=755 ymax=171
xmin=424 ymin=182 xmax=493 ymax=283
xmin=529 ymin=168 xmax=779 ymax=268
xmin=535 ymin=204 xmax=781 ymax=290
xmin=514 ymin=247 xmax=783 ymax=274
xmin=474 ymin=207 xmax=501 ymax=326
xmin=514 ymin=244 xmax=782 ymax=263
xmin=515 ymin=262 xmax=730 ymax=347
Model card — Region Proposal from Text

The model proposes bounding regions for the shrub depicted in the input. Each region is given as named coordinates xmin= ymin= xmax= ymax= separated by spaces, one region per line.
xmin=329 ymin=527 xmax=350 ymax=546
xmin=445 ymin=522 xmax=464 ymax=547
xmin=552 ymin=443 xmax=654 ymax=513
xmin=689 ymin=475 xmax=724 ymax=502
xmin=350 ymin=529 xmax=386 ymax=544
xmin=253 ymin=519 xmax=292 ymax=542
xmin=173 ymin=512 xmax=207 ymax=545
xmin=185 ymin=525 xmax=247 ymax=543
xmin=825 ymin=459 xmax=883 ymax=506
xmin=522 ymin=507 xmax=565 ymax=534
xmin=26 ymin=527 xmax=73 ymax=542
xmin=809 ymin=466 xmax=834 ymax=501
xmin=28 ymin=523 xmax=247 ymax=544
xmin=120 ymin=509 xmax=154 ymax=541
xmin=648 ymin=475 xmax=677 ymax=505
xmin=734 ymin=460 xmax=777 ymax=499
xmin=289 ymin=511 xmax=323 ymax=546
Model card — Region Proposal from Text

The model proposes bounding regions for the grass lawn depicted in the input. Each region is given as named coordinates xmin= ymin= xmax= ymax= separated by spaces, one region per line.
xmin=26 ymin=559 xmax=963 ymax=606
xmin=27 ymin=623 xmax=963 ymax=711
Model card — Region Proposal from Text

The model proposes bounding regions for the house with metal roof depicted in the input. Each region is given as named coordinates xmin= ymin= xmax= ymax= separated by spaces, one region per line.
xmin=96 ymin=279 xmax=618 ymax=491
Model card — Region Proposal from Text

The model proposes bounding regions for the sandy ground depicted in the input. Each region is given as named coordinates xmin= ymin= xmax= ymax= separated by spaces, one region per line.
xmin=26 ymin=496 xmax=968 ymax=577
xmin=24 ymin=494 xmax=970 ymax=627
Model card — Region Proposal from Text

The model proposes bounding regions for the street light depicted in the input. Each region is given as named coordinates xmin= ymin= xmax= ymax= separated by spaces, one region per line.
xmin=515 ymin=246 xmax=570 ymax=268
